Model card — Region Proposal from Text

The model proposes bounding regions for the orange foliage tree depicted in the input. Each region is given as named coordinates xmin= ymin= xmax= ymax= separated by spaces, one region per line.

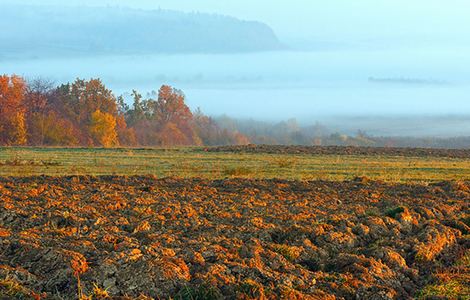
xmin=29 ymin=111 xmax=79 ymax=146
xmin=24 ymin=78 xmax=55 ymax=145
xmin=57 ymin=78 xmax=117 ymax=123
xmin=0 ymin=75 xmax=27 ymax=145
xmin=89 ymin=110 xmax=119 ymax=147
xmin=116 ymin=115 xmax=137 ymax=146
xmin=152 ymin=85 xmax=201 ymax=146
xmin=158 ymin=122 xmax=192 ymax=146
xmin=53 ymin=79 xmax=119 ymax=145
xmin=153 ymin=85 xmax=192 ymax=125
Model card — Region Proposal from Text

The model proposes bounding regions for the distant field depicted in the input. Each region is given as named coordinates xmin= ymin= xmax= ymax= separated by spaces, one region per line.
xmin=1 ymin=147 xmax=470 ymax=182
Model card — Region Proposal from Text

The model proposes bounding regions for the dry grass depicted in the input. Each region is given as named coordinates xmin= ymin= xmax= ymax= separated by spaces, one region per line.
xmin=1 ymin=147 xmax=470 ymax=182
xmin=0 ymin=277 xmax=32 ymax=299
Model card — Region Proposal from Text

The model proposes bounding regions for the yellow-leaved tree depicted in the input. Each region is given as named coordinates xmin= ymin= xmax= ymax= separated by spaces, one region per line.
xmin=88 ymin=110 xmax=118 ymax=147
xmin=0 ymin=75 xmax=27 ymax=145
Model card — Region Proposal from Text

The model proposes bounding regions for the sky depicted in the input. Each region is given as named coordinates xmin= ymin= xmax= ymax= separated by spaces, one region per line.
xmin=3 ymin=0 xmax=470 ymax=45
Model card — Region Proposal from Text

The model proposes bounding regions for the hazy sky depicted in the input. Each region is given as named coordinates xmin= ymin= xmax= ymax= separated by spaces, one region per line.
xmin=4 ymin=0 xmax=470 ymax=44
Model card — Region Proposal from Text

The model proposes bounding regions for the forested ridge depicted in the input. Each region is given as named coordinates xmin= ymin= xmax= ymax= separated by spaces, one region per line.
xmin=0 ymin=4 xmax=283 ymax=58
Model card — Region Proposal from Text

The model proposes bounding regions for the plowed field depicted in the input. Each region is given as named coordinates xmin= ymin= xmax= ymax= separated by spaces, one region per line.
xmin=0 ymin=176 xmax=468 ymax=299
xmin=207 ymin=145 xmax=470 ymax=159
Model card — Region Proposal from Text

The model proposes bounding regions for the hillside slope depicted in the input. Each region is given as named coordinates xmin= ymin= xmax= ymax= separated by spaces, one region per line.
xmin=0 ymin=5 xmax=284 ymax=58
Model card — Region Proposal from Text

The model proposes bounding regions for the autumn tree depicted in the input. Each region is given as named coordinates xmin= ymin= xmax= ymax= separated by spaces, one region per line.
xmin=63 ymin=78 xmax=118 ymax=123
xmin=118 ymin=90 xmax=150 ymax=145
xmin=153 ymin=85 xmax=192 ymax=126
xmin=152 ymin=85 xmax=201 ymax=145
xmin=89 ymin=110 xmax=119 ymax=147
xmin=116 ymin=114 xmax=137 ymax=146
xmin=29 ymin=111 xmax=79 ymax=146
xmin=193 ymin=108 xmax=249 ymax=146
xmin=0 ymin=75 xmax=27 ymax=145
xmin=52 ymin=79 xmax=119 ymax=145
xmin=158 ymin=122 xmax=191 ymax=146
xmin=192 ymin=108 xmax=221 ymax=145
xmin=124 ymin=85 xmax=201 ymax=146
xmin=24 ymin=78 xmax=54 ymax=145
xmin=22 ymin=78 xmax=82 ymax=146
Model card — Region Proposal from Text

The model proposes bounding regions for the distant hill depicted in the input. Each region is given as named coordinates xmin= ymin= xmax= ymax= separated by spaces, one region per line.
xmin=0 ymin=5 xmax=284 ymax=58
xmin=368 ymin=77 xmax=448 ymax=86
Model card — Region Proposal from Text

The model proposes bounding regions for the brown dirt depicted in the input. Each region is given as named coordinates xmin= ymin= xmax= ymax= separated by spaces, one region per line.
xmin=0 ymin=176 xmax=469 ymax=299
xmin=206 ymin=144 xmax=470 ymax=158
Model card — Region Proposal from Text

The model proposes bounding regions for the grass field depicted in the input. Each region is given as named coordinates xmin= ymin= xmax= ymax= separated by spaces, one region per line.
xmin=1 ymin=147 xmax=470 ymax=182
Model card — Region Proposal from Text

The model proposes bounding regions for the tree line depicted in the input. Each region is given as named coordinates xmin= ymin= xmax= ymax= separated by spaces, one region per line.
xmin=0 ymin=75 xmax=249 ymax=147
xmin=3 ymin=74 xmax=469 ymax=149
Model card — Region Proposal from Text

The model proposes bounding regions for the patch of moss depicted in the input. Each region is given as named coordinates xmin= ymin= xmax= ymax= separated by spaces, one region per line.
xmin=385 ymin=206 xmax=406 ymax=219
xmin=418 ymin=249 xmax=470 ymax=299
xmin=417 ymin=279 xmax=470 ymax=299
xmin=237 ymin=279 xmax=266 ymax=299
xmin=175 ymin=284 xmax=222 ymax=300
